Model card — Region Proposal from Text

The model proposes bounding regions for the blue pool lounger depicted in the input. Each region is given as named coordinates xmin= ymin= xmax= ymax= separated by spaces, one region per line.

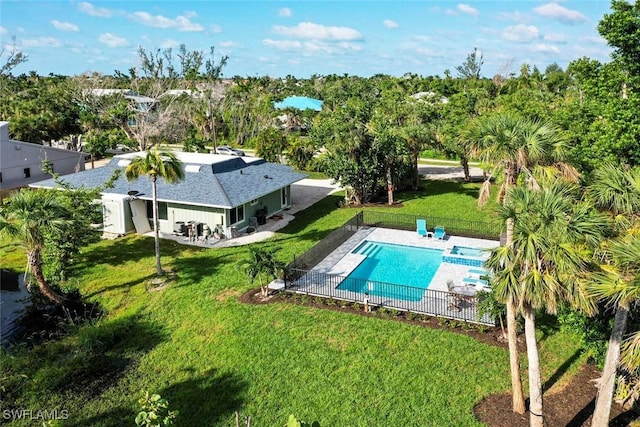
xmin=416 ymin=219 xmax=427 ymax=237
xmin=434 ymin=226 xmax=446 ymax=240
xmin=463 ymin=276 xmax=488 ymax=287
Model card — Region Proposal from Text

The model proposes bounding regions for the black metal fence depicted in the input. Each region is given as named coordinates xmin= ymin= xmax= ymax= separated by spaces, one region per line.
xmin=286 ymin=268 xmax=494 ymax=325
xmin=285 ymin=210 xmax=498 ymax=325
xmin=362 ymin=211 xmax=501 ymax=240
xmin=289 ymin=212 xmax=363 ymax=271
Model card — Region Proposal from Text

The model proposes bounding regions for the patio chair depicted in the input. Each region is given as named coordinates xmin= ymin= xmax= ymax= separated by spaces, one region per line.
xmin=434 ymin=225 xmax=446 ymax=240
xmin=416 ymin=219 xmax=427 ymax=237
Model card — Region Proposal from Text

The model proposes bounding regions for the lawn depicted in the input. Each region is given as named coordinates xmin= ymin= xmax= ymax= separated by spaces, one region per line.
xmin=0 ymin=180 xmax=586 ymax=426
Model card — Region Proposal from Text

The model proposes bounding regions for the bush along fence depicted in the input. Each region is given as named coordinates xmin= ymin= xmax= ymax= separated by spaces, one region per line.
xmin=286 ymin=211 xmax=499 ymax=326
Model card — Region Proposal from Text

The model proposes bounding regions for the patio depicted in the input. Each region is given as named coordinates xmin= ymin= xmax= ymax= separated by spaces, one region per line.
xmin=287 ymin=227 xmax=499 ymax=325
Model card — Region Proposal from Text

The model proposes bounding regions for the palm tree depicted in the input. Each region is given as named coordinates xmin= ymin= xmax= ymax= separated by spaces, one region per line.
xmin=461 ymin=112 xmax=576 ymax=414
xmin=587 ymin=162 xmax=640 ymax=426
xmin=125 ymin=147 xmax=184 ymax=276
xmin=241 ymin=245 xmax=287 ymax=298
xmin=0 ymin=189 xmax=70 ymax=304
xmin=487 ymin=181 xmax=606 ymax=427
xmin=589 ymin=236 xmax=640 ymax=426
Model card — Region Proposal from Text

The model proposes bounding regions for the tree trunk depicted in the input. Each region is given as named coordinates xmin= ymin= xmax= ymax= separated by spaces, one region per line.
xmin=524 ymin=305 xmax=544 ymax=427
xmin=504 ymin=209 xmax=524 ymax=413
xmin=592 ymin=304 xmax=629 ymax=427
xmin=28 ymin=250 xmax=65 ymax=305
xmin=151 ymin=177 xmax=163 ymax=276
xmin=507 ymin=294 xmax=526 ymax=413
xmin=461 ymin=156 xmax=470 ymax=181
xmin=413 ymin=150 xmax=420 ymax=190
xmin=387 ymin=167 xmax=394 ymax=206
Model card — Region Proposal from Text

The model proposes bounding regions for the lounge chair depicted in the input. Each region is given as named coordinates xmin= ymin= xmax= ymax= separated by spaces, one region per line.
xmin=416 ymin=219 xmax=427 ymax=237
xmin=434 ymin=225 xmax=446 ymax=240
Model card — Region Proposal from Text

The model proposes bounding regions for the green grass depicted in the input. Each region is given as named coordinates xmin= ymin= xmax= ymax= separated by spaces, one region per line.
xmin=0 ymin=180 xmax=583 ymax=426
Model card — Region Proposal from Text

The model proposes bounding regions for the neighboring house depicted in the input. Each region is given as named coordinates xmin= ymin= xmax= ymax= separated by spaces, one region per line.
xmin=30 ymin=151 xmax=307 ymax=239
xmin=0 ymin=121 xmax=86 ymax=197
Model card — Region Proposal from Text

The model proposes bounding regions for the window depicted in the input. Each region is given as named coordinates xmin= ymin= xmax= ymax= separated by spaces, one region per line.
xmin=250 ymin=199 xmax=259 ymax=206
xmin=230 ymin=205 xmax=245 ymax=224
xmin=281 ymin=187 xmax=288 ymax=207
xmin=145 ymin=201 xmax=168 ymax=220
xmin=0 ymin=172 xmax=2 ymax=183
xmin=23 ymin=168 xmax=30 ymax=178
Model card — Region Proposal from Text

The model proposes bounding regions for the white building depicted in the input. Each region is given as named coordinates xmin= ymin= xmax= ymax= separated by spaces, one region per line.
xmin=0 ymin=121 xmax=86 ymax=196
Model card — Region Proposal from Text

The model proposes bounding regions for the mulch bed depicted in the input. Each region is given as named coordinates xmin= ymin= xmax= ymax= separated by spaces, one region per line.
xmin=240 ymin=288 xmax=640 ymax=426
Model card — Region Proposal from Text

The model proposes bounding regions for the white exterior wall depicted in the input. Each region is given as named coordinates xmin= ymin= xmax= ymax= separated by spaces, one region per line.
xmin=0 ymin=122 xmax=86 ymax=191
xmin=101 ymin=194 xmax=133 ymax=235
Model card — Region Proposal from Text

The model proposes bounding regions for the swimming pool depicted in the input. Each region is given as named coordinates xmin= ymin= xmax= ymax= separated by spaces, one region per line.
xmin=336 ymin=241 xmax=443 ymax=301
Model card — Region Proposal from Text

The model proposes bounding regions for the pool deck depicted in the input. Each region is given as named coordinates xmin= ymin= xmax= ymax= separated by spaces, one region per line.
xmin=289 ymin=228 xmax=499 ymax=324
xmin=312 ymin=227 xmax=497 ymax=292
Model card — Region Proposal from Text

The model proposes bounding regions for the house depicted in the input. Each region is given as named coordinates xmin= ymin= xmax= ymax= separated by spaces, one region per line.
xmin=30 ymin=151 xmax=307 ymax=239
xmin=0 ymin=121 xmax=86 ymax=197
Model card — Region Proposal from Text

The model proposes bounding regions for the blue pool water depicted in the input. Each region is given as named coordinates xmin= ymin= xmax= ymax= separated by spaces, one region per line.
xmin=450 ymin=246 xmax=485 ymax=258
xmin=336 ymin=241 xmax=443 ymax=301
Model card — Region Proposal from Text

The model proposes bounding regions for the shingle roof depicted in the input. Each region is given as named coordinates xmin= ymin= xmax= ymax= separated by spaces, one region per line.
xmin=31 ymin=154 xmax=307 ymax=209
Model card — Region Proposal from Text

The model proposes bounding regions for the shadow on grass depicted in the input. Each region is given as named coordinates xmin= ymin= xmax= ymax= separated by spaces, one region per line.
xmin=3 ymin=314 xmax=168 ymax=426
xmin=399 ymin=179 xmax=483 ymax=202
xmin=161 ymin=369 xmax=247 ymax=425
xmin=74 ymin=235 xmax=189 ymax=272
xmin=543 ymin=348 xmax=582 ymax=391
xmin=75 ymin=369 xmax=247 ymax=427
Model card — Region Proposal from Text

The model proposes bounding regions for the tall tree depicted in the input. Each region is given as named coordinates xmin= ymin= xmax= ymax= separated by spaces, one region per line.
xmin=125 ymin=147 xmax=184 ymax=276
xmin=0 ymin=189 xmax=69 ymax=304
xmin=587 ymin=163 xmax=640 ymax=426
xmin=598 ymin=0 xmax=640 ymax=85
xmin=455 ymin=47 xmax=484 ymax=80
xmin=461 ymin=112 xmax=576 ymax=414
xmin=488 ymin=181 xmax=605 ymax=427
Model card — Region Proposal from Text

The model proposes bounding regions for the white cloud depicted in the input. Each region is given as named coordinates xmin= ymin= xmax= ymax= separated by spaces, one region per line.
xmin=77 ymin=2 xmax=112 ymax=18
xmin=272 ymin=22 xmax=362 ymax=41
xmin=263 ymin=38 xmax=361 ymax=56
xmin=129 ymin=12 xmax=204 ymax=32
xmin=543 ymin=32 xmax=566 ymax=43
xmin=263 ymin=39 xmax=302 ymax=51
xmin=278 ymin=7 xmax=292 ymax=17
xmin=533 ymin=3 xmax=587 ymax=24
xmin=531 ymin=43 xmax=559 ymax=53
xmin=210 ymin=24 xmax=223 ymax=33
xmin=159 ymin=39 xmax=180 ymax=49
xmin=0 ymin=26 xmax=7 ymax=35
xmin=383 ymin=19 xmax=399 ymax=29
xmin=415 ymin=47 xmax=439 ymax=57
xmin=497 ymin=11 xmax=528 ymax=22
xmin=581 ymin=35 xmax=608 ymax=45
xmin=51 ymin=20 xmax=79 ymax=32
xmin=98 ymin=33 xmax=128 ymax=47
xmin=457 ymin=4 xmax=480 ymax=17
xmin=220 ymin=41 xmax=241 ymax=48
xmin=21 ymin=37 xmax=62 ymax=48
xmin=502 ymin=24 xmax=540 ymax=42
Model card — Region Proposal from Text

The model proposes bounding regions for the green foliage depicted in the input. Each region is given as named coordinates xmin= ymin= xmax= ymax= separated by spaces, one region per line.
xmin=241 ymin=245 xmax=288 ymax=296
xmin=286 ymin=136 xmax=317 ymax=170
xmin=254 ymin=127 xmax=288 ymax=163
xmin=135 ymin=391 xmax=177 ymax=427
xmin=286 ymin=414 xmax=320 ymax=427
xmin=557 ymin=307 xmax=612 ymax=367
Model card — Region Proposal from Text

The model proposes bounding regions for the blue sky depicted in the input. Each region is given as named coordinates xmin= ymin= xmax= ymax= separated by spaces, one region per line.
xmin=0 ymin=1 xmax=614 ymax=78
